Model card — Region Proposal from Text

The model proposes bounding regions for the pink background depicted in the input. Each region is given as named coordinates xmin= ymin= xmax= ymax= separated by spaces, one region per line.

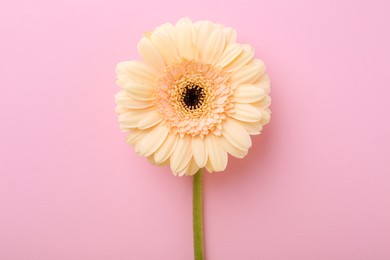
xmin=1 ymin=0 xmax=390 ymax=259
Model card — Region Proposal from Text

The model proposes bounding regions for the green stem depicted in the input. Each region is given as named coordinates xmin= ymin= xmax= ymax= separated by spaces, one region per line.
xmin=193 ymin=168 xmax=204 ymax=260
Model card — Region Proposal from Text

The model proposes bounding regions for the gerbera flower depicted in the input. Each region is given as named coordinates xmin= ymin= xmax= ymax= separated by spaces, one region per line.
xmin=115 ymin=17 xmax=271 ymax=176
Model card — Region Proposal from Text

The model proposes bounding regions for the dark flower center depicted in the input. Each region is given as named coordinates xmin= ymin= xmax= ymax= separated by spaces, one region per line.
xmin=182 ymin=84 xmax=205 ymax=110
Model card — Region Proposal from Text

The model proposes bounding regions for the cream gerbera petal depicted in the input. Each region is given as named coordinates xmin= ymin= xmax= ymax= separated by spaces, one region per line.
xmin=257 ymin=95 xmax=272 ymax=108
xmin=150 ymin=27 xmax=179 ymax=66
xmin=255 ymin=73 xmax=271 ymax=91
xmin=192 ymin=136 xmax=208 ymax=168
xmin=222 ymin=119 xmax=252 ymax=152
xmin=136 ymin=110 xmax=163 ymax=130
xmin=178 ymin=158 xmax=199 ymax=176
xmin=231 ymin=103 xmax=262 ymax=122
xmin=154 ymin=133 xmax=178 ymax=164
xmin=230 ymin=59 xmax=266 ymax=86
xmin=240 ymin=121 xmax=263 ymax=135
xmin=126 ymin=129 xmax=144 ymax=146
xmin=218 ymin=135 xmax=248 ymax=158
xmin=176 ymin=18 xmax=196 ymax=60
xmin=261 ymin=108 xmax=271 ymax=125
xmin=160 ymin=22 xmax=177 ymax=38
xmin=194 ymin=21 xmax=213 ymax=53
xmin=148 ymin=153 xmax=170 ymax=166
xmin=205 ymin=157 xmax=214 ymax=173
xmin=201 ymin=28 xmax=226 ymax=65
xmin=185 ymin=159 xmax=200 ymax=176
xmin=223 ymin=27 xmax=237 ymax=44
xmin=223 ymin=44 xmax=254 ymax=72
xmin=119 ymin=108 xmax=153 ymax=128
xmin=232 ymin=85 xmax=267 ymax=103
xmin=137 ymin=37 xmax=166 ymax=73
xmin=115 ymin=91 xmax=153 ymax=109
xmin=137 ymin=124 xmax=169 ymax=157
xmin=116 ymin=61 xmax=157 ymax=85
xmin=170 ymin=135 xmax=193 ymax=173
xmin=124 ymin=82 xmax=155 ymax=101
xmin=215 ymin=43 xmax=243 ymax=68
xmin=205 ymin=135 xmax=228 ymax=172
xmin=115 ymin=18 xmax=271 ymax=176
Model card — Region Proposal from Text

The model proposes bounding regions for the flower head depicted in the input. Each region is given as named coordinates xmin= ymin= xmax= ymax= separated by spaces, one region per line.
xmin=115 ymin=18 xmax=271 ymax=176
